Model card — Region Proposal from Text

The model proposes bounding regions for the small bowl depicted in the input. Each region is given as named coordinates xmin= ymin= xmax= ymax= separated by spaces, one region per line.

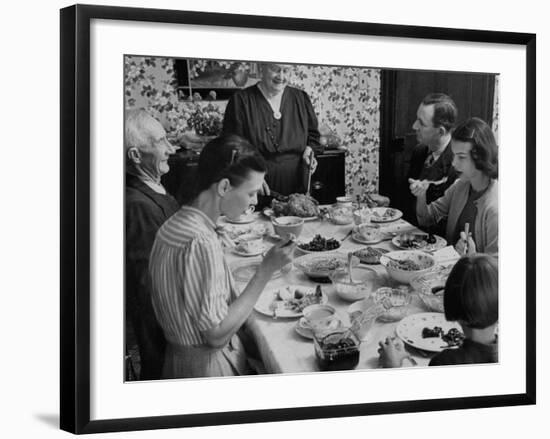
xmin=380 ymin=250 xmax=436 ymax=285
xmin=271 ymin=216 xmax=304 ymax=240
xmin=372 ymin=287 xmax=413 ymax=322
xmin=327 ymin=204 xmax=354 ymax=225
xmin=329 ymin=267 xmax=381 ymax=302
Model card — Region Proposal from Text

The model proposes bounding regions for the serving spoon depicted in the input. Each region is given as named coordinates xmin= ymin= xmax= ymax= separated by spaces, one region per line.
xmin=347 ymin=252 xmax=354 ymax=283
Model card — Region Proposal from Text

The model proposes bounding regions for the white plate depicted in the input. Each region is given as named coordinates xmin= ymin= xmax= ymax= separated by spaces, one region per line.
xmin=369 ymin=207 xmax=403 ymax=223
xmin=219 ymin=223 xmax=268 ymax=241
xmin=263 ymin=208 xmax=318 ymax=222
xmin=231 ymin=260 xmax=291 ymax=283
xmin=223 ymin=213 xmax=259 ymax=224
xmin=392 ymin=234 xmax=447 ymax=252
xmin=232 ymin=244 xmax=268 ymax=257
xmin=254 ymin=285 xmax=328 ymax=318
xmin=294 ymin=317 xmax=343 ymax=339
xmin=396 ymin=312 xmax=463 ymax=353
xmin=351 ymin=232 xmax=384 ymax=245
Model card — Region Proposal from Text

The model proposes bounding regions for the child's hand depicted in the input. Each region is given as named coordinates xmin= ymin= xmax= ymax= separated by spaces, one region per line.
xmin=378 ymin=336 xmax=409 ymax=368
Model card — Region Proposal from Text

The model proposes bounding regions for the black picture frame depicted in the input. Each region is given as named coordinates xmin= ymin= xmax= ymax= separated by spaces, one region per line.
xmin=60 ymin=4 xmax=536 ymax=434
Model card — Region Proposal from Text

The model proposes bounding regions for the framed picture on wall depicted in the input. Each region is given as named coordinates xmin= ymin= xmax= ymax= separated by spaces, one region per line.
xmin=60 ymin=4 xmax=536 ymax=434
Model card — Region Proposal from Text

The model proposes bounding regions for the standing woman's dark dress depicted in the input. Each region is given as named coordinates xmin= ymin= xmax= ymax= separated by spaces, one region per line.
xmin=223 ymin=84 xmax=321 ymax=196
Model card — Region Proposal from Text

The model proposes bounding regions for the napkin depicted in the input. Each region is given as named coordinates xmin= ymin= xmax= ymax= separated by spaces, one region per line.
xmin=432 ymin=246 xmax=461 ymax=265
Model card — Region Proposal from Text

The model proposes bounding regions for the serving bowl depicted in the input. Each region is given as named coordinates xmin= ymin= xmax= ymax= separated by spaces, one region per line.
xmin=271 ymin=216 xmax=304 ymax=240
xmin=329 ymin=266 xmax=381 ymax=302
xmin=372 ymin=287 xmax=413 ymax=322
xmin=327 ymin=204 xmax=354 ymax=225
xmin=294 ymin=252 xmax=359 ymax=282
xmin=411 ymin=266 xmax=451 ymax=312
xmin=380 ymin=250 xmax=436 ymax=285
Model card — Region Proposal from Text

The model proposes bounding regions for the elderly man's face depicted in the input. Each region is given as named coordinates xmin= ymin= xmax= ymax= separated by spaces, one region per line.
xmin=412 ymin=103 xmax=442 ymax=150
xmin=138 ymin=118 xmax=178 ymax=178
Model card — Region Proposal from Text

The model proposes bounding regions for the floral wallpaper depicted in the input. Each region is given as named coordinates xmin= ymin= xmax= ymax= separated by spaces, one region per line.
xmin=125 ymin=56 xmax=381 ymax=198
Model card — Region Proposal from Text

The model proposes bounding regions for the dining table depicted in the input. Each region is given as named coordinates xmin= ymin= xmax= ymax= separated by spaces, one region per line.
xmin=220 ymin=208 xmax=460 ymax=375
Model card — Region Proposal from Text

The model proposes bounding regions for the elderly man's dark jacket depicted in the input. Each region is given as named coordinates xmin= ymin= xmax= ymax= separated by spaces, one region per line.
xmin=126 ymin=173 xmax=179 ymax=380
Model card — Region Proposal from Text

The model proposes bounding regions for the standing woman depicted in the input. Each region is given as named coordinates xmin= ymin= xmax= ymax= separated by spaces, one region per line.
xmin=222 ymin=63 xmax=321 ymax=197
xmin=409 ymin=117 xmax=498 ymax=256
xmin=149 ymin=135 xmax=296 ymax=378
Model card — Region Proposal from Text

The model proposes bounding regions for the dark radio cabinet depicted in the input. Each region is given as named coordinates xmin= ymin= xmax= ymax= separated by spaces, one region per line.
xmin=162 ymin=149 xmax=346 ymax=206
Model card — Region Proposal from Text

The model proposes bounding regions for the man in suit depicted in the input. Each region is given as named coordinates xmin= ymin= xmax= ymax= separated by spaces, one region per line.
xmin=405 ymin=93 xmax=458 ymax=229
xmin=125 ymin=109 xmax=180 ymax=380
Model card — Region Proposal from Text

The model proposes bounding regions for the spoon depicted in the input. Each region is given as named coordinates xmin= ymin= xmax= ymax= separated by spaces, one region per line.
xmin=347 ymin=252 xmax=354 ymax=283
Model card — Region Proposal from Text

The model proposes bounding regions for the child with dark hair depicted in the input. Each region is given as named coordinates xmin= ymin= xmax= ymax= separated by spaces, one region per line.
xmin=149 ymin=134 xmax=297 ymax=378
xmin=379 ymin=254 xmax=498 ymax=367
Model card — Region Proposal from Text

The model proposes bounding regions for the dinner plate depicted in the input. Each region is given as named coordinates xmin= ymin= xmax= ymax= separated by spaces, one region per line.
xmin=392 ymin=234 xmax=447 ymax=252
xmin=262 ymin=207 xmax=318 ymax=222
xmin=231 ymin=260 xmax=291 ymax=283
xmin=219 ymin=223 xmax=268 ymax=241
xmin=396 ymin=312 xmax=463 ymax=353
xmin=294 ymin=317 xmax=343 ymax=339
xmin=232 ymin=244 xmax=268 ymax=257
xmin=369 ymin=207 xmax=403 ymax=223
xmin=254 ymin=285 xmax=328 ymax=318
xmin=351 ymin=232 xmax=384 ymax=245
xmin=223 ymin=213 xmax=259 ymax=224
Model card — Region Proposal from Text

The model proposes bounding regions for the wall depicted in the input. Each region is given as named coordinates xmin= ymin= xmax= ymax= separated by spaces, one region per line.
xmin=125 ymin=56 xmax=381 ymax=198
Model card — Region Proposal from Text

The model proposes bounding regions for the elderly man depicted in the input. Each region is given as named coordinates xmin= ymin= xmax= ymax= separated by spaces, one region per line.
xmin=404 ymin=93 xmax=459 ymax=226
xmin=125 ymin=109 xmax=180 ymax=380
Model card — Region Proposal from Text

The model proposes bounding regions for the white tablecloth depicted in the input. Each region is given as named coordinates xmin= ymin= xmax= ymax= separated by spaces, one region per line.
xmin=223 ymin=213 xmax=452 ymax=374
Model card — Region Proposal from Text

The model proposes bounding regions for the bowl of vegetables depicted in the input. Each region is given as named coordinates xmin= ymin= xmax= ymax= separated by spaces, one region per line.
xmin=380 ymin=250 xmax=436 ymax=285
xmin=294 ymin=252 xmax=359 ymax=282
xmin=297 ymin=234 xmax=341 ymax=253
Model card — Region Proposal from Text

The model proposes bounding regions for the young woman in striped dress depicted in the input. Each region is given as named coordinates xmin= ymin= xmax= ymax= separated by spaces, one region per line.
xmin=149 ymin=135 xmax=296 ymax=378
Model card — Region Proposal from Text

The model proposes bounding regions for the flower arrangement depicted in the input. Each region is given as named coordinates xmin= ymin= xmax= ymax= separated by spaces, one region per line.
xmin=186 ymin=103 xmax=224 ymax=136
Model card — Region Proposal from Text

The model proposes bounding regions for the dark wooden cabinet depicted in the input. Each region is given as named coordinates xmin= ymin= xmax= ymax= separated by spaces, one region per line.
xmin=310 ymin=149 xmax=346 ymax=204
xmin=162 ymin=149 xmax=346 ymax=206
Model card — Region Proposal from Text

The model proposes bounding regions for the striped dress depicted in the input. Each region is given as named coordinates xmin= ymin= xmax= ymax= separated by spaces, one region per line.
xmin=149 ymin=206 xmax=250 ymax=378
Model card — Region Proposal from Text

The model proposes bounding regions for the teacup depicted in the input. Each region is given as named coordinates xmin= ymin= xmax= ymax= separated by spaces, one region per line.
xmin=236 ymin=236 xmax=264 ymax=254
xmin=302 ymin=304 xmax=338 ymax=332
xmin=336 ymin=196 xmax=353 ymax=207
xmin=356 ymin=223 xmax=382 ymax=241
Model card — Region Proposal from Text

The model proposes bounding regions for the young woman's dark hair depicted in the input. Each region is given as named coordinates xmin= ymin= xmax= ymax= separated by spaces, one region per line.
xmin=443 ymin=254 xmax=498 ymax=329
xmin=422 ymin=93 xmax=458 ymax=132
xmin=194 ymin=134 xmax=267 ymax=196
xmin=452 ymin=117 xmax=499 ymax=179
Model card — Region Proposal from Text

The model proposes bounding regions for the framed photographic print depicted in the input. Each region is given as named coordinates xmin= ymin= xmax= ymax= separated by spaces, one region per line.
xmin=60 ymin=4 xmax=536 ymax=434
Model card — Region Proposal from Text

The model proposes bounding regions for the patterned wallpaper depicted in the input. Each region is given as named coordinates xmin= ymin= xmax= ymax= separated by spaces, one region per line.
xmin=125 ymin=56 xmax=381 ymax=199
